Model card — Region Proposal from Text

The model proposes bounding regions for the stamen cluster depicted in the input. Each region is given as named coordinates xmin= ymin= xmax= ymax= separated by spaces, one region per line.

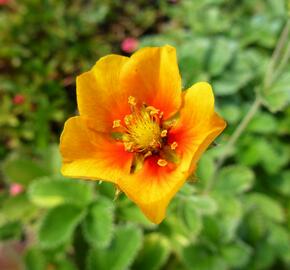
xmin=112 ymin=96 xmax=178 ymax=171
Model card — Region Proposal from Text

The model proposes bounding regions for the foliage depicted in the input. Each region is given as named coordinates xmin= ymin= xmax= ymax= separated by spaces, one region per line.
xmin=0 ymin=0 xmax=290 ymax=269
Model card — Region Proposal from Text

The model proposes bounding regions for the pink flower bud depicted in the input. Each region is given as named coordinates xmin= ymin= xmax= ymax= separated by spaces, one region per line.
xmin=9 ymin=184 xmax=24 ymax=196
xmin=121 ymin=37 xmax=139 ymax=53
xmin=13 ymin=94 xmax=25 ymax=105
xmin=0 ymin=0 xmax=10 ymax=5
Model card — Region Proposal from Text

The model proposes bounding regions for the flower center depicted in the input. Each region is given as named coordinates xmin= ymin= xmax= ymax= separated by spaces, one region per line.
xmin=126 ymin=111 xmax=161 ymax=151
xmin=112 ymin=96 xmax=179 ymax=170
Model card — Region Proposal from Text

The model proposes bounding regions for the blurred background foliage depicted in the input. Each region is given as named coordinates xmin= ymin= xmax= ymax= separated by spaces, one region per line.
xmin=0 ymin=0 xmax=290 ymax=269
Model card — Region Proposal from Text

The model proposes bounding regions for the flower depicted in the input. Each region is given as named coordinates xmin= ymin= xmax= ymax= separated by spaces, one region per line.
xmin=0 ymin=0 xmax=10 ymax=5
xmin=9 ymin=183 xmax=24 ymax=196
xmin=121 ymin=37 xmax=139 ymax=53
xmin=13 ymin=94 xmax=25 ymax=105
xmin=60 ymin=45 xmax=226 ymax=224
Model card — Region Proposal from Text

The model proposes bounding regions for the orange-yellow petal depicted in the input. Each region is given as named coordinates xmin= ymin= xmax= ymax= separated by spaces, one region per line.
xmin=76 ymin=55 xmax=131 ymax=132
xmin=117 ymin=156 xmax=188 ymax=224
xmin=60 ymin=116 xmax=133 ymax=182
xmin=120 ymin=45 xmax=182 ymax=120
xmin=169 ymin=82 xmax=226 ymax=173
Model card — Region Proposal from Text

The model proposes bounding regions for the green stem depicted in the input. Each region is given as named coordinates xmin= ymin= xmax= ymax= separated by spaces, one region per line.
xmin=205 ymin=19 xmax=290 ymax=193
xmin=264 ymin=19 xmax=290 ymax=89
xmin=205 ymin=96 xmax=262 ymax=192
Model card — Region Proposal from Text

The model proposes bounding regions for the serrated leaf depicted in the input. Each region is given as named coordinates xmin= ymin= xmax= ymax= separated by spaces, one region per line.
xmin=1 ymin=193 xmax=37 ymax=223
xmin=182 ymin=245 xmax=227 ymax=270
xmin=247 ymin=111 xmax=277 ymax=134
xmin=190 ymin=195 xmax=218 ymax=216
xmin=82 ymin=197 xmax=114 ymax=248
xmin=38 ymin=204 xmax=85 ymax=249
xmin=2 ymin=157 xmax=48 ymax=186
xmin=54 ymin=258 xmax=78 ymax=270
xmin=215 ymin=165 xmax=255 ymax=194
xmin=29 ymin=177 xmax=93 ymax=208
xmin=245 ymin=193 xmax=284 ymax=222
xmin=118 ymin=204 xmax=156 ymax=229
xmin=208 ymin=38 xmax=237 ymax=76
xmin=262 ymin=69 xmax=290 ymax=112
xmin=0 ymin=221 xmax=22 ymax=240
xmin=210 ymin=194 xmax=243 ymax=243
xmin=24 ymin=247 xmax=47 ymax=270
xmin=87 ymin=225 xmax=142 ymax=270
xmin=41 ymin=144 xmax=62 ymax=176
xmin=221 ymin=241 xmax=252 ymax=268
xmin=182 ymin=200 xmax=203 ymax=237
xmin=133 ymin=234 xmax=171 ymax=270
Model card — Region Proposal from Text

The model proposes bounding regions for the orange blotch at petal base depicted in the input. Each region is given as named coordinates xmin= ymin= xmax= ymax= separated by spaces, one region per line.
xmin=59 ymin=45 xmax=226 ymax=224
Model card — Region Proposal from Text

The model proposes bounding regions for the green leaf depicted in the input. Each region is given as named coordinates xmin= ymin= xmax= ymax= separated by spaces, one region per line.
xmin=133 ymin=234 xmax=171 ymax=270
xmin=53 ymin=258 xmax=78 ymax=270
xmin=29 ymin=177 xmax=93 ymax=208
xmin=262 ymin=69 xmax=290 ymax=112
xmin=247 ymin=111 xmax=278 ymax=134
xmin=196 ymin=152 xmax=215 ymax=186
xmin=267 ymin=224 xmax=290 ymax=258
xmin=221 ymin=241 xmax=252 ymax=268
xmin=214 ymin=49 xmax=264 ymax=95
xmin=2 ymin=157 xmax=48 ymax=186
xmin=207 ymin=38 xmax=237 ymax=76
xmin=215 ymin=165 xmax=255 ymax=194
xmin=41 ymin=144 xmax=62 ymax=176
xmin=190 ymin=195 xmax=218 ymax=216
xmin=38 ymin=204 xmax=85 ymax=249
xmin=118 ymin=204 xmax=156 ymax=229
xmin=24 ymin=247 xmax=47 ymax=270
xmin=245 ymin=193 xmax=284 ymax=222
xmin=0 ymin=221 xmax=22 ymax=240
xmin=181 ymin=245 xmax=227 ymax=270
xmin=1 ymin=194 xmax=37 ymax=223
xmin=181 ymin=199 xmax=203 ymax=238
xmin=87 ymin=225 xmax=142 ymax=270
xmin=270 ymin=170 xmax=290 ymax=196
xmin=82 ymin=197 xmax=114 ymax=248
xmin=210 ymin=194 xmax=243 ymax=243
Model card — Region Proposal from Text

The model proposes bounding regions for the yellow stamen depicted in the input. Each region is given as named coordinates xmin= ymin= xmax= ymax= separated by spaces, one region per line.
xmin=124 ymin=142 xmax=134 ymax=152
xmin=161 ymin=130 xmax=167 ymax=137
xmin=146 ymin=106 xmax=159 ymax=116
xmin=171 ymin=141 xmax=178 ymax=150
xmin=124 ymin=114 xmax=133 ymax=125
xmin=125 ymin=108 xmax=161 ymax=152
xmin=113 ymin=119 xmax=121 ymax=128
xmin=144 ymin=151 xmax=152 ymax=158
xmin=128 ymin=96 xmax=136 ymax=106
xmin=157 ymin=159 xmax=168 ymax=167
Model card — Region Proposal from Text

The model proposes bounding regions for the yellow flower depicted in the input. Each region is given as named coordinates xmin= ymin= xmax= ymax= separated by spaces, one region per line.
xmin=60 ymin=45 xmax=226 ymax=224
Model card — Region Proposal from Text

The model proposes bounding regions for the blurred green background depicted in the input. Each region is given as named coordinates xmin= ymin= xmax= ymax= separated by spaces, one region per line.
xmin=0 ymin=0 xmax=290 ymax=269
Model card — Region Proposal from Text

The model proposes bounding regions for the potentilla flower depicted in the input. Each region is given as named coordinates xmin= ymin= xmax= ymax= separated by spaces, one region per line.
xmin=60 ymin=45 xmax=226 ymax=224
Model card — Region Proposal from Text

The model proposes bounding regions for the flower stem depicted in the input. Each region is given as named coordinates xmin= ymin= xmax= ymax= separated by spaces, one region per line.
xmin=205 ymin=18 xmax=290 ymax=193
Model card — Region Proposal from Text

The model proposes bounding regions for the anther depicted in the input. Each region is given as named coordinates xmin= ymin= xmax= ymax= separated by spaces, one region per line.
xmin=128 ymin=96 xmax=136 ymax=106
xmin=157 ymin=159 xmax=168 ymax=167
xmin=144 ymin=151 xmax=152 ymax=158
xmin=171 ymin=141 xmax=178 ymax=150
xmin=146 ymin=106 xmax=159 ymax=116
xmin=113 ymin=120 xmax=121 ymax=128
xmin=161 ymin=130 xmax=167 ymax=137
xmin=124 ymin=142 xmax=134 ymax=152
xmin=124 ymin=114 xmax=133 ymax=125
